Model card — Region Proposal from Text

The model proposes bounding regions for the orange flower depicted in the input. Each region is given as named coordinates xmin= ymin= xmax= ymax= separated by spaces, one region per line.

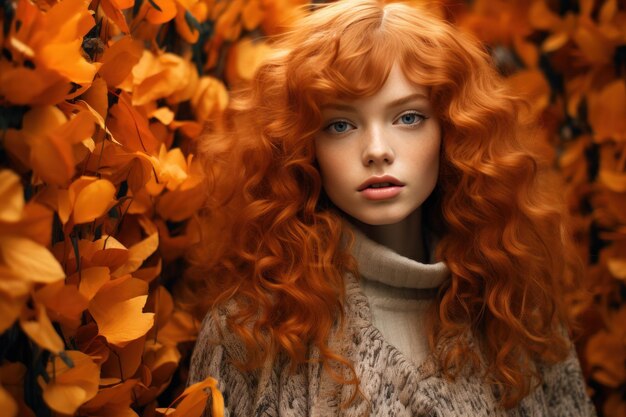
xmin=0 ymin=0 xmax=100 ymax=105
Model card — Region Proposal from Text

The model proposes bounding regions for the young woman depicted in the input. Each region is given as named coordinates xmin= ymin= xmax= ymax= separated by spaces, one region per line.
xmin=185 ymin=1 xmax=596 ymax=415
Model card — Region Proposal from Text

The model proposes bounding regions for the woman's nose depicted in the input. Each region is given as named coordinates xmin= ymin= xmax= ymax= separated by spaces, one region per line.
xmin=361 ymin=126 xmax=395 ymax=166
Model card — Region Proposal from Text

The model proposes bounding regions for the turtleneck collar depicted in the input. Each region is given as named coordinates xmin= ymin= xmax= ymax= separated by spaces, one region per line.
xmin=347 ymin=223 xmax=449 ymax=290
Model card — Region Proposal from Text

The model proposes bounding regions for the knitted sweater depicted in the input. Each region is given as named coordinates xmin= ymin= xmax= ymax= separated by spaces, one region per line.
xmin=188 ymin=231 xmax=597 ymax=416
xmin=354 ymin=225 xmax=448 ymax=366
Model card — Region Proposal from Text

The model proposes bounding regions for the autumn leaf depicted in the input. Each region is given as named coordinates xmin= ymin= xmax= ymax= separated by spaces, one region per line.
xmin=99 ymin=36 xmax=144 ymax=87
xmin=111 ymin=232 xmax=159 ymax=276
xmin=0 ymin=171 xmax=24 ymax=223
xmin=225 ymin=37 xmax=272 ymax=87
xmin=0 ymin=385 xmax=18 ymax=417
xmin=158 ymin=309 xmax=199 ymax=346
xmin=0 ymin=363 xmax=35 ymax=417
xmin=101 ymin=335 xmax=147 ymax=381
xmin=76 ymin=267 xmax=111 ymax=301
xmin=72 ymin=178 xmax=117 ymax=224
xmin=156 ymin=377 xmax=224 ymax=417
xmin=38 ymin=351 xmax=100 ymax=415
xmin=80 ymin=379 xmax=139 ymax=417
xmin=100 ymin=0 xmax=135 ymax=33
xmin=156 ymin=183 xmax=205 ymax=221
xmin=129 ymin=51 xmax=197 ymax=106
xmin=135 ymin=340 xmax=181 ymax=404
xmin=0 ymin=268 xmax=29 ymax=333
xmin=156 ymin=218 xmax=201 ymax=262
xmin=586 ymin=328 xmax=626 ymax=387
xmin=107 ymin=91 xmax=160 ymax=154
xmin=588 ymin=79 xmax=626 ymax=143
xmin=74 ymin=323 xmax=110 ymax=364
xmin=175 ymin=0 xmax=209 ymax=43
xmin=19 ymin=304 xmax=65 ymax=354
xmin=89 ymin=274 xmax=155 ymax=346
xmin=34 ymin=280 xmax=89 ymax=330
xmin=0 ymin=235 xmax=65 ymax=283
xmin=0 ymin=0 xmax=100 ymax=105
xmin=145 ymin=0 xmax=178 ymax=24
xmin=4 ymin=106 xmax=97 ymax=186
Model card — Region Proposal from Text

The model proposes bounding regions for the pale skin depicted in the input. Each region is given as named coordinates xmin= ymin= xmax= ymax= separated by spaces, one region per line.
xmin=315 ymin=64 xmax=442 ymax=263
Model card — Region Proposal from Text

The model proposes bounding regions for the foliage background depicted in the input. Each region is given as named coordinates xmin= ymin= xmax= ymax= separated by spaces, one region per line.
xmin=0 ymin=0 xmax=624 ymax=416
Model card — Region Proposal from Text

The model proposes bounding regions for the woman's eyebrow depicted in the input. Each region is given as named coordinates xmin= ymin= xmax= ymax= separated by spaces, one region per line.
xmin=321 ymin=93 xmax=429 ymax=112
xmin=386 ymin=93 xmax=429 ymax=109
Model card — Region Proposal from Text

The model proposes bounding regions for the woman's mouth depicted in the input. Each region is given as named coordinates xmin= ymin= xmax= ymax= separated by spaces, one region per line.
xmin=358 ymin=176 xmax=404 ymax=200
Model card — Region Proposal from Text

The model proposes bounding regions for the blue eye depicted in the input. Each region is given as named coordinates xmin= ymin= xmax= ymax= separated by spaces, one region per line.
xmin=325 ymin=120 xmax=354 ymax=134
xmin=396 ymin=112 xmax=426 ymax=126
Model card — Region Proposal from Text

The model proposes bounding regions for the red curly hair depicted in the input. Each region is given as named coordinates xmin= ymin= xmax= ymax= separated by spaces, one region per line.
xmin=185 ymin=0 xmax=580 ymax=408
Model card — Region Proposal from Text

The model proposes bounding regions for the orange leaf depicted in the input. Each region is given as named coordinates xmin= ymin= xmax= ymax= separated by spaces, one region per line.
xmin=34 ymin=281 xmax=89 ymax=330
xmin=107 ymin=91 xmax=160 ymax=154
xmin=0 ymin=236 xmax=65 ymax=283
xmin=242 ymin=0 xmax=264 ymax=31
xmin=0 ymin=287 xmax=27 ymax=334
xmin=0 ymin=170 xmax=24 ymax=223
xmin=588 ymin=79 xmax=626 ymax=142
xmin=0 ymin=363 xmax=34 ymax=417
xmin=174 ymin=4 xmax=200 ymax=43
xmin=586 ymin=329 xmax=626 ymax=387
xmin=158 ymin=310 xmax=199 ymax=346
xmin=528 ymin=0 xmax=561 ymax=30
xmin=72 ymin=178 xmax=117 ymax=224
xmin=88 ymin=275 xmax=154 ymax=346
xmin=190 ymin=75 xmax=228 ymax=122
xmin=0 ymin=202 xmax=53 ymax=246
xmin=145 ymin=0 xmax=178 ymax=24
xmin=101 ymin=335 xmax=146 ymax=381
xmin=99 ymin=37 xmax=143 ymax=86
xmin=100 ymin=0 xmax=133 ymax=33
xmin=607 ymin=258 xmax=626 ymax=280
xmin=225 ymin=37 xmax=271 ymax=86
xmin=80 ymin=77 xmax=109 ymax=123
xmin=598 ymin=170 xmax=626 ymax=193
xmin=157 ymin=377 xmax=224 ymax=417
xmin=0 ymin=385 xmax=17 ymax=417
xmin=156 ymin=184 xmax=205 ymax=221
xmin=19 ymin=304 xmax=65 ymax=354
xmin=39 ymin=351 xmax=100 ymax=415
xmin=113 ymin=233 xmax=159 ymax=277
xmin=80 ymin=379 xmax=138 ymax=416
xmin=76 ymin=267 xmax=111 ymax=301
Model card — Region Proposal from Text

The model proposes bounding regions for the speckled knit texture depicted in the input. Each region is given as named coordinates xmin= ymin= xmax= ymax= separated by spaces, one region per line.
xmin=188 ymin=270 xmax=597 ymax=416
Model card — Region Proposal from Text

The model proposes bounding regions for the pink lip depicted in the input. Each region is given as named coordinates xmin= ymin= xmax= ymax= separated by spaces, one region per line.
xmin=357 ymin=175 xmax=405 ymax=201
xmin=357 ymin=175 xmax=404 ymax=191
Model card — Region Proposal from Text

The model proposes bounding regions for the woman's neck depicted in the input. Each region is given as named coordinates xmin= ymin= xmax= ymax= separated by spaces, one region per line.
xmin=348 ymin=208 xmax=426 ymax=263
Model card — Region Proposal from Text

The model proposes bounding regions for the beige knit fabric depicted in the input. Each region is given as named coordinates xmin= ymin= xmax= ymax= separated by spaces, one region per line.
xmin=188 ymin=230 xmax=597 ymax=417
xmin=350 ymin=225 xmax=448 ymax=367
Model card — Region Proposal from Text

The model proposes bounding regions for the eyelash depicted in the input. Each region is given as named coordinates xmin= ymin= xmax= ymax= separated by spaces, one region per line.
xmin=323 ymin=111 xmax=428 ymax=134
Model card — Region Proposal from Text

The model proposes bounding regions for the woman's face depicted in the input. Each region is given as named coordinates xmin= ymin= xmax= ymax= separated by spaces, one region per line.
xmin=314 ymin=64 xmax=441 ymax=226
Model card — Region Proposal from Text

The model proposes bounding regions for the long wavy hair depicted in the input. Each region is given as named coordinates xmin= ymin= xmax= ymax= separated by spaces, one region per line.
xmin=185 ymin=0 xmax=579 ymax=408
